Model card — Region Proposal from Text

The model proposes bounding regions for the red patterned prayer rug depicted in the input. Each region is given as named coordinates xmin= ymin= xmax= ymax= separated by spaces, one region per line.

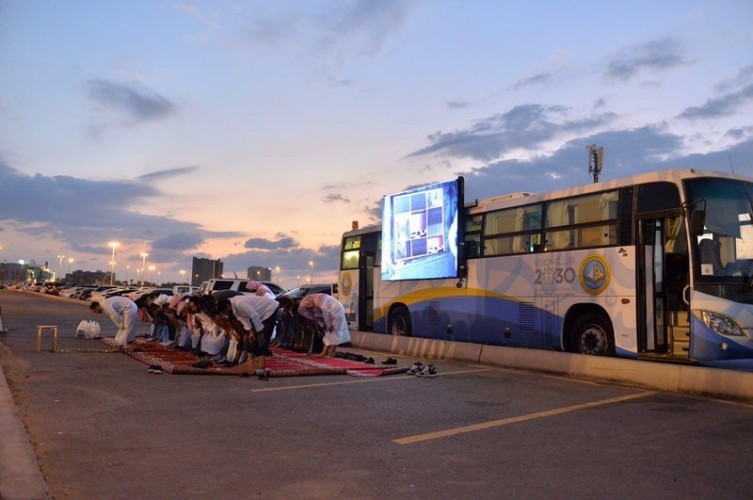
xmin=99 ymin=337 xmax=408 ymax=377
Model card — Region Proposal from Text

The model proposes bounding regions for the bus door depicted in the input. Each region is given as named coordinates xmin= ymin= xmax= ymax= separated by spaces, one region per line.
xmin=358 ymin=251 xmax=375 ymax=331
xmin=636 ymin=213 xmax=690 ymax=358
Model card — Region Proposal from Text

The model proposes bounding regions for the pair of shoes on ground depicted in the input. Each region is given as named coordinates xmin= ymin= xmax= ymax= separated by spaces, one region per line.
xmin=334 ymin=351 xmax=373 ymax=363
xmin=147 ymin=364 xmax=164 ymax=374
xmin=382 ymin=357 xmax=397 ymax=365
xmin=407 ymin=361 xmax=438 ymax=377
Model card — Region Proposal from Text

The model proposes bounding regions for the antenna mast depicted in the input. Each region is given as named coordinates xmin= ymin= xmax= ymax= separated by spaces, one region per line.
xmin=587 ymin=144 xmax=604 ymax=183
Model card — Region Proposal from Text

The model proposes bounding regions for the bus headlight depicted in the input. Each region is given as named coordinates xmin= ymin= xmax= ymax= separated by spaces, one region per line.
xmin=702 ymin=311 xmax=744 ymax=337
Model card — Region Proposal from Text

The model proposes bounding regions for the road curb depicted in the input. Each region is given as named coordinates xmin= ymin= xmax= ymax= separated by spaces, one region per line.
xmin=349 ymin=331 xmax=753 ymax=401
xmin=0 ymin=364 xmax=50 ymax=499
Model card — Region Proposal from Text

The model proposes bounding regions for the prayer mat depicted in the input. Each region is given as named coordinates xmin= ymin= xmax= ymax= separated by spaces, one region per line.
xmin=98 ymin=337 xmax=409 ymax=377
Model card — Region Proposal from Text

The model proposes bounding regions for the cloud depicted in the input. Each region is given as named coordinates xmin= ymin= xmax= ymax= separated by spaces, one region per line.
xmin=244 ymin=235 xmax=299 ymax=250
xmin=603 ymin=38 xmax=688 ymax=81
xmin=151 ymin=232 xmax=205 ymax=251
xmin=714 ymin=64 xmax=753 ymax=93
xmin=323 ymin=193 xmax=350 ymax=203
xmin=87 ymin=79 xmax=177 ymax=123
xmin=328 ymin=77 xmax=355 ymax=87
xmin=458 ymin=127 xmax=753 ymax=202
xmin=319 ymin=0 xmax=413 ymax=57
xmin=677 ymin=83 xmax=753 ymax=120
xmin=446 ymin=101 xmax=469 ymax=109
xmin=406 ymin=104 xmax=617 ymax=161
xmin=246 ymin=0 xmax=414 ymax=59
xmin=725 ymin=126 xmax=753 ymax=141
xmin=509 ymin=71 xmax=554 ymax=90
xmin=221 ymin=242 xmax=340 ymax=283
xmin=137 ymin=166 xmax=199 ymax=182
xmin=0 ymin=158 xmax=229 ymax=261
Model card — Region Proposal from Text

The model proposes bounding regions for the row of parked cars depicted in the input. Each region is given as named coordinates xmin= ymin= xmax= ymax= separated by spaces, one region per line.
xmin=10 ymin=278 xmax=337 ymax=303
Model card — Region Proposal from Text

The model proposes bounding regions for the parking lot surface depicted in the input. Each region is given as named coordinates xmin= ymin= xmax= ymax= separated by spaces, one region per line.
xmin=2 ymin=291 xmax=753 ymax=499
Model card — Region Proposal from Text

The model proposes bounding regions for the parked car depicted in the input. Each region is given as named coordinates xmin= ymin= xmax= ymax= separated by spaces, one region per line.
xmin=102 ymin=287 xmax=139 ymax=299
xmin=65 ymin=285 xmax=96 ymax=299
xmin=198 ymin=279 xmax=286 ymax=297
xmin=80 ymin=285 xmax=118 ymax=301
xmin=125 ymin=287 xmax=174 ymax=301
xmin=277 ymin=283 xmax=336 ymax=301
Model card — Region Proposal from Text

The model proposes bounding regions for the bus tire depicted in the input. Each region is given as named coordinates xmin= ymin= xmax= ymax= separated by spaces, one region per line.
xmin=388 ymin=306 xmax=412 ymax=337
xmin=570 ymin=313 xmax=614 ymax=356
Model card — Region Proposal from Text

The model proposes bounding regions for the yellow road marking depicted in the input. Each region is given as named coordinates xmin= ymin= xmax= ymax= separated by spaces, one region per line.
xmin=393 ymin=391 xmax=656 ymax=445
xmin=250 ymin=367 xmax=493 ymax=393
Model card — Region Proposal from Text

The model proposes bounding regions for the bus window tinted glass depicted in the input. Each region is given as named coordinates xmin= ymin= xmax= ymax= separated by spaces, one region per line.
xmin=637 ymin=182 xmax=681 ymax=213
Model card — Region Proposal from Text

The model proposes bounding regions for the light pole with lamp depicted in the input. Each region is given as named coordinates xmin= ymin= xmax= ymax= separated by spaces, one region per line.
xmin=148 ymin=265 xmax=155 ymax=285
xmin=180 ymin=269 xmax=187 ymax=284
xmin=57 ymin=255 xmax=65 ymax=278
xmin=308 ymin=260 xmax=314 ymax=284
xmin=140 ymin=252 xmax=148 ymax=287
xmin=108 ymin=241 xmax=119 ymax=285
xmin=125 ymin=265 xmax=130 ymax=284
xmin=275 ymin=266 xmax=281 ymax=284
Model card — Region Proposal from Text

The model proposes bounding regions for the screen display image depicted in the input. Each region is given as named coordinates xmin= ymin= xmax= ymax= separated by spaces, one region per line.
xmin=381 ymin=177 xmax=463 ymax=281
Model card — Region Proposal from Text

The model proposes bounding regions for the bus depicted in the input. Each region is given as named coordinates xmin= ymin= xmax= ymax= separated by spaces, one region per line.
xmin=337 ymin=169 xmax=753 ymax=364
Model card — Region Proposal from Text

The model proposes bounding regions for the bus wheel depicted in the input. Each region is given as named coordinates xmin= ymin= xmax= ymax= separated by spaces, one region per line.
xmin=388 ymin=306 xmax=412 ymax=337
xmin=571 ymin=313 xmax=614 ymax=356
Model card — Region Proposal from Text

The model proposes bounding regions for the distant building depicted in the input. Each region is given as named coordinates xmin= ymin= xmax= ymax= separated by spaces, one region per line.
xmin=192 ymin=257 xmax=223 ymax=286
xmin=0 ymin=261 xmax=54 ymax=284
xmin=65 ymin=270 xmax=111 ymax=285
xmin=247 ymin=266 xmax=272 ymax=281
xmin=0 ymin=262 xmax=29 ymax=285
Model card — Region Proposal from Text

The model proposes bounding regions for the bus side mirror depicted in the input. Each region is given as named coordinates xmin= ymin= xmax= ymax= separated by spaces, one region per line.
xmin=690 ymin=210 xmax=706 ymax=235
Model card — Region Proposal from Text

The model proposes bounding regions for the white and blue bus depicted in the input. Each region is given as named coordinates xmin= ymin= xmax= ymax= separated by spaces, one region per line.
xmin=338 ymin=169 xmax=753 ymax=364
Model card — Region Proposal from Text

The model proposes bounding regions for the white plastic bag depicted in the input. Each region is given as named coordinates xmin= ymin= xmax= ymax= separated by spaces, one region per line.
xmin=76 ymin=320 xmax=101 ymax=338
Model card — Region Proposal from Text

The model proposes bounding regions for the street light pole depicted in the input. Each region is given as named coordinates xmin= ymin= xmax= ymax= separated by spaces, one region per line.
xmin=140 ymin=252 xmax=148 ymax=287
xmin=108 ymin=242 xmax=119 ymax=285
xmin=57 ymin=254 xmax=65 ymax=278
xmin=309 ymin=260 xmax=314 ymax=284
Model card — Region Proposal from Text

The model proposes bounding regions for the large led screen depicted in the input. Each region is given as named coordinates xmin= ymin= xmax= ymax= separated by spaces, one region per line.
xmin=381 ymin=177 xmax=463 ymax=281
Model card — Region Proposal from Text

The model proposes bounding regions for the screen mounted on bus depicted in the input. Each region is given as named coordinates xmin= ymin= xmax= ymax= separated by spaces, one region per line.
xmin=381 ymin=177 xmax=464 ymax=281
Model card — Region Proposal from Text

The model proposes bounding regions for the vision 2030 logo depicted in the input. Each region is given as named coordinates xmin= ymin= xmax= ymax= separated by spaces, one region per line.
xmin=579 ymin=255 xmax=611 ymax=295
xmin=340 ymin=271 xmax=353 ymax=297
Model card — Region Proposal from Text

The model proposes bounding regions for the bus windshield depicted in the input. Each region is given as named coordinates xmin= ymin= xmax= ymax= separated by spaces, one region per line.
xmin=686 ymin=178 xmax=753 ymax=282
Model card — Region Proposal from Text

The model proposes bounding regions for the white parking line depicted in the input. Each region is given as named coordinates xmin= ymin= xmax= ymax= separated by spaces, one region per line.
xmin=393 ymin=391 xmax=657 ymax=445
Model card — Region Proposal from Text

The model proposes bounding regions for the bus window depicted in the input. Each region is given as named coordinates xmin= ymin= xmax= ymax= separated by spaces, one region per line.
xmin=342 ymin=250 xmax=360 ymax=270
xmin=483 ymin=204 xmax=542 ymax=255
xmin=341 ymin=235 xmax=362 ymax=270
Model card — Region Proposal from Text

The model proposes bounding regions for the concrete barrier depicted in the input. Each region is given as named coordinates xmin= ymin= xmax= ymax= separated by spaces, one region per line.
xmin=349 ymin=331 xmax=753 ymax=402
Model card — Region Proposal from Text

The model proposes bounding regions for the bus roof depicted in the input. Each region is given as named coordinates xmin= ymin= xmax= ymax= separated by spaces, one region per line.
xmin=469 ymin=168 xmax=753 ymax=213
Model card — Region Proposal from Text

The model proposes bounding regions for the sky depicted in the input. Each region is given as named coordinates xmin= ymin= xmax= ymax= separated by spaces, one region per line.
xmin=1 ymin=0 xmax=752 ymax=288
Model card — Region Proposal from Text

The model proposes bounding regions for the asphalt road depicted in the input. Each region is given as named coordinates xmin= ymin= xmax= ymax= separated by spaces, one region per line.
xmin=2 ymin=291 xmax=753 ymax=499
